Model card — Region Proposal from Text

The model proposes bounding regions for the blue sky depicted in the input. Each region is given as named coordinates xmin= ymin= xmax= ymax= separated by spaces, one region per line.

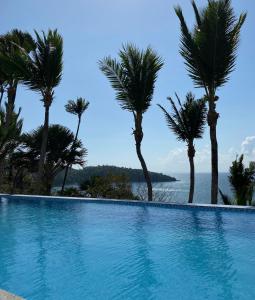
xmin=1 ymin=0 xmax=254 ymax=174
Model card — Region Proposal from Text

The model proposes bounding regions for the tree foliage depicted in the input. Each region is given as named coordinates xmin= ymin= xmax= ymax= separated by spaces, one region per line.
xmin=175 ymin=0 xmax=246 ymax=91
xmin=54 ymin=165 xmax=176 ymax=186
xmin=158 ymin=93 xmax=207 ymax=143
xmin=65 ymin=98 xmax=90 ymax=119
xmin=15 ymin=124 xmax=87 ymax=194
xmin=7 ymin=29 xmax=63 ymax=98
xmin=99 ymin=43 xmax=163 ymax=113
xmin=80 ymin=174 xmax=137 ymax=200
xmin=220 ymin=155 xmax=255 ymax=206
xmin=229 ymin=155 xmax=255 ymax=205
xmin=0 ymin=108 xmax=22 ymax=161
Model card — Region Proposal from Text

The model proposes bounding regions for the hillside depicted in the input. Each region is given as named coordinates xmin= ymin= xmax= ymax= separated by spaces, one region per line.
xmin=54 ymin=165 xmax=177 ymax=186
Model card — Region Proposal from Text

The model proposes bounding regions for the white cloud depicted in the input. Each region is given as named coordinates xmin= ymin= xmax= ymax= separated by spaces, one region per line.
xmin=241 ymin=136 xmax=255 ymax=158
xmin=157 ymin=136 xmax=255 ymax=173
xmin=158 ymin=144 xmax=237 ymax=173
xmin=158 ymin=144 xmax=215 ymax=173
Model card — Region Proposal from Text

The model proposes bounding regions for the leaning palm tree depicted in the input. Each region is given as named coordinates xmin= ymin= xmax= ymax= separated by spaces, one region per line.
xmin=158 ymin=93 xmax=207 ymax=203
xmin=14 ymin=29 xmax=63 ymax=187
xmin=175 ymin=0 xmax=246 ymax=204
xmin=99 ymin=44 xmax=163 ymax=201
xmin=61 ymin=97 xmax=89 ymax=193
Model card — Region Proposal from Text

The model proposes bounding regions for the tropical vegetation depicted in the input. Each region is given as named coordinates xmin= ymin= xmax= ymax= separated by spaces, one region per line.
xmin=175 ymin=0 xmax=246 ymax=203
xmin=99 ymin=44 xmax=163 ymax=201
xmin=220 ymin=155 xmax=255 ymax=206
xmin=80 ymin=174 xmax=137 ymax=200
xmin=16 ymin=124 xmax=86 ymax=194
xmin=158 ymin=93 xmax=207 ymax=203
xmin=0 ymin=0 xmax=251 ymax=205
xmin=61 ymin=97 xmax=89 ymax=193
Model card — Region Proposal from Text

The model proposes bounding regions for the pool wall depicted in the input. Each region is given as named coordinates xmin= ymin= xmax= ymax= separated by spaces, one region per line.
xmin=1 ymin=193 xmax=255 ymax=213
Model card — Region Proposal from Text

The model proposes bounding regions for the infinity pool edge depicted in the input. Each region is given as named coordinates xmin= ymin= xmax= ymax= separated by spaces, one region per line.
xmin=1 ymin=193 xmax=255 ymax=212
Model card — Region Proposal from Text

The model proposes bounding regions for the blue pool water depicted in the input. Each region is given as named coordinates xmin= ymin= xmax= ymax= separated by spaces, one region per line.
xmin=1 ymin=198 xmax=255 ymax=300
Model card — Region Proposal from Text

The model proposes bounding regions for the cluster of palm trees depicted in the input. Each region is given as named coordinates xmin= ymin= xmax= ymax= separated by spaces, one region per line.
xmin=100 ymin=0 xmax=246 ymax=204
xmin=0 ymin=29 xmax=89 ymax=194
xmin=0 ymin=0 xmax=247 ymax=203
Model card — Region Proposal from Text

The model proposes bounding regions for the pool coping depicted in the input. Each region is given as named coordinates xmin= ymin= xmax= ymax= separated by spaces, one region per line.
xmin=0 ymin=289 xmax=24 ymax=300
xmin=1 ymin=193 xmax=255 ymax=212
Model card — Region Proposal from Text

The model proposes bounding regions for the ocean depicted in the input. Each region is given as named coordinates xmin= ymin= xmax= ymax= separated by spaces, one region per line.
xmin=56 ymin=173 xmax=234 ymax=204
xmin=133 ymin=173 xmax=233 ymax=204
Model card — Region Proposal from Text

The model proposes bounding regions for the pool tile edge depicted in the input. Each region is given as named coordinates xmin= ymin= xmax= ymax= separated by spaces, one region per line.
xmin=1 ymin=193 xmax=255 ymax=212
xmin=0 ymin=289 xmax=24 ymax=300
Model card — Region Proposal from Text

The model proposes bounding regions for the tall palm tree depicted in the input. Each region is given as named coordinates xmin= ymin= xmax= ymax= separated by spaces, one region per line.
xmin=175 ymin=0 xmax=246 ymax=204
xmin=14 ymin=29 xmax=63 ymax=188
xmin=99 ymin=44 xmax=163 ymax=201
xmin=0 ymin=29 xmax=35 ymax=125
xmin=61 ymin=97 xmax=89 ymax=193
xmin=158 ymin=93 xmax=207 ymax=203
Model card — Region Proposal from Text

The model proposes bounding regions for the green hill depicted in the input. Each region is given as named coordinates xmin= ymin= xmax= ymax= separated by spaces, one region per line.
xmin=54 ymin=165 xmax=176 ymax=186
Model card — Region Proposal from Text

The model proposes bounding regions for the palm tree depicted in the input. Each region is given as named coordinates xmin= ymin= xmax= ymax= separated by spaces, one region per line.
xmin=220 ymin=155 xmax=255 ymax=206
xmin=0 ymin=108 xmax=23 ymax=186
xmin=18 ymin=124 xmax=86 ymax=194
xmin=14 ymin=29 xmax=63 ymax=188
xmin=0 ymin=29 xmax=35 ymax=125
xmin=99 ymin=44 xmax=163 ymax=201
xmin=175 ymin=0 xmax=246 ymax=204
xmin=228 ymin=155 xmax=255 ymax=206
xmin=158 ymin=93 xmax=207 ymax=203
xmin=61 ymin=97 xmax=89 ymax=193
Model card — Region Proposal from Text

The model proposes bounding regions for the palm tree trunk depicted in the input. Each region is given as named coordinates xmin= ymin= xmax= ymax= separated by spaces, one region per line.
xmin=188 ymin=142 xmax=195 ymax=204
xmin=61 ymin=116 xmax=81 ymax=194
xmin=208 ymin=96 xmax=219 ymax=204
xmin=61 ymin=166 xmax=69 ymax=194
xmin=74 ymin=116 xmax=81 ymax=141
xmin=38 ymin=101 xmax=50 ymax=190
xmin=134 ymin=113 xmax=153 ymax=201
xmin=5 ymin=82 xmax=17 ymax=128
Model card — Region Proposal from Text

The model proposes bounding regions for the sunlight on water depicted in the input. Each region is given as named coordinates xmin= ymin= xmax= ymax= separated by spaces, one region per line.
xmin=1 ymin=199 xmax=255 ymax=300
xmin=133 ymin=173 xmax=232 ymax=203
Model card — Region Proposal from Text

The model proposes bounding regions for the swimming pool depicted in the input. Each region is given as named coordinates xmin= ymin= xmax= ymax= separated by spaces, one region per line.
xmin=1 ymin=196 xmax=255 ymax=300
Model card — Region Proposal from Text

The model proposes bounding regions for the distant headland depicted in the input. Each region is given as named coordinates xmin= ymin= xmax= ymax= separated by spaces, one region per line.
xmin=54 ymin=165 xmax=177 ymax=186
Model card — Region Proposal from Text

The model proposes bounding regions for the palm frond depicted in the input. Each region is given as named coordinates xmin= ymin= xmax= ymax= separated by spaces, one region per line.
xmin=175 ymin=6 xmax=206 ymax=88
xmin=16 ymin=29 xmax=63 ymax=95
xmin=158 ymin=103 xmax=186 ymax=142
xmin=191 ymin=0 xmax=202 ymax=27
xmin=158 ymin=93 xmax=207 ymax=143
xmin=65 ymin=97 xmax=90 ymax=117
xmin=175 ymin=0 xmax=246 ymax=90
xmin=20 ymin=124 xmax=86 ymax=168
xmin=0 ymin=108 xmax=23 ymax=160
xmin=0 ymin=30 xmax=35 ymax=82
xmin=99 ymin=56 xmax=132 ymax=111
xmin=99 ymin=43 xmax=163 ymax=113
